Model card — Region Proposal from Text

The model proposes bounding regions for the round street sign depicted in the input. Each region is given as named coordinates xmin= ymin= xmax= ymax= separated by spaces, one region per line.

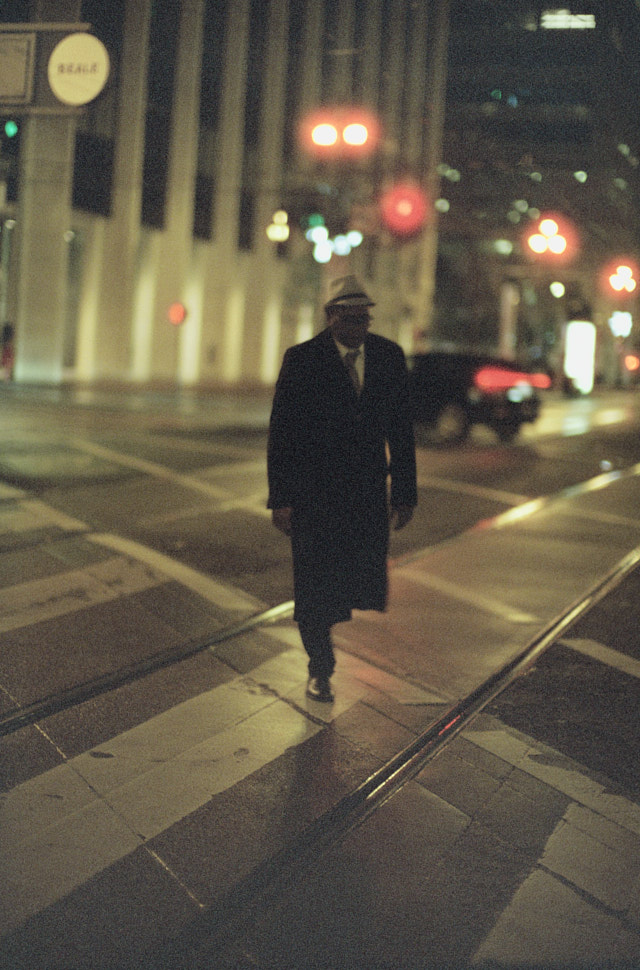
xmin=48 ymin=33 xmax=110 ymax=107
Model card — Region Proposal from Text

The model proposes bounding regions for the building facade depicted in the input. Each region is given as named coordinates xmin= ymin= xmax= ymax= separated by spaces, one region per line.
xmin=435 ymin=0 xmax=640 ymax=374
xmin=0 ymin=0 xmax=450 ymax=386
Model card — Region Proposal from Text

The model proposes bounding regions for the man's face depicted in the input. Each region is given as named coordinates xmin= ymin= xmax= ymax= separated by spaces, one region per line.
xmin=328 ymin=308 xmax=372 ymax=348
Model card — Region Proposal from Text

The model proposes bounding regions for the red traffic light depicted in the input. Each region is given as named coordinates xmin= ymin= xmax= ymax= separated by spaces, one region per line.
xmin=298 ymin=106 xmax=381 ymax=158
xmin=524 ymin=213 xmax=577 ymax=262
xmin=379 ymin=181 xmax=429 ymax=237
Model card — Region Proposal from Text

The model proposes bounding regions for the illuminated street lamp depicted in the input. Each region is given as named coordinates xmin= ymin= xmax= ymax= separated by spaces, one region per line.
xmin=298 ymin=106 xmax=381 ymax=159
xmin=600 ymin=258 xmax=639 ymax=298
xmin=608 ymin=264 xmax=637 ymax=293
xmin=527 ymin=218 xmax=565 ymax=255
xmin=525 ymin=214 xmax=577 ymax=262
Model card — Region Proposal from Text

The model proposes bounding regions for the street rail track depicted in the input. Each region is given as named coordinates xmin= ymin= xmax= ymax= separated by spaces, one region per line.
xmin=0 ymin=599 xmax=295 ymax=738
xmin=151 ymin=542 xmax=640 ymax=966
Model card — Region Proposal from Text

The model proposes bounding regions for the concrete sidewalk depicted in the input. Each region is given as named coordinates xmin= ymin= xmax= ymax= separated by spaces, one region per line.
xmin=2 ymin=463 xmax=640 ymax=967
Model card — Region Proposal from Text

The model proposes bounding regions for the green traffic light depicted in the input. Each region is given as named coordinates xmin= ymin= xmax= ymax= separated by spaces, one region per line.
xmin=4 ymin=120 xmax=18 ymax=138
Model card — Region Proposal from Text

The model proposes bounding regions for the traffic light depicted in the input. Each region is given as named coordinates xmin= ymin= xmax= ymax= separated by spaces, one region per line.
xmin=0 ymin=117 xmax=20 ymax=156
xmin=525 ymin=214 xmax=577 ymax=262
xmin=298 ymin=107 xmax=381 ymax=159
xmin=379 ymin=181 xmax=429 ymax=238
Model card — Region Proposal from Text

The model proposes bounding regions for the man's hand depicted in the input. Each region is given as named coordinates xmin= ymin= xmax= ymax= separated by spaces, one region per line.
xmin=272 ymin=507 xmax=293 ymax=536
xmin=390 ymin=505 xmax=414 ymax=531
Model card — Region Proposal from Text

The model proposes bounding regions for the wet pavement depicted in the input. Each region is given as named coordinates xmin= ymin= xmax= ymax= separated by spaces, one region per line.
xmin=2 ymin=401 xmax=640 ymax=967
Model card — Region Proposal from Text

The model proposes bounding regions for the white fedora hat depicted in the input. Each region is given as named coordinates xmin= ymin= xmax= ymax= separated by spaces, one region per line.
xmin=324 ymin=274 xmax=375 ymax=309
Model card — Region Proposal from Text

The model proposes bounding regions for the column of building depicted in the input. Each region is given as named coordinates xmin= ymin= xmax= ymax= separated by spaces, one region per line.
xmin=199 ymin=0 xmax=250 ymax=387
xmin=14 ymin=0 xmax=82 ymax=382
xmin=77 ymin=0 xmax=151 ymax=382
xmin=150 ymin=0 xmax=204 ymax=384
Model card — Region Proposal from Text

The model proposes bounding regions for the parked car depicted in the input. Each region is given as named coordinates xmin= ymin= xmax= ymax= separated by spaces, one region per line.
xmin=408 ymin=350 xmax=551 ymax=444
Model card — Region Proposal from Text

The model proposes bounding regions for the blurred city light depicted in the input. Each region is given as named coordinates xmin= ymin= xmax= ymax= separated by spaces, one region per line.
xmin=608 ymin=311 xmax=633 ymax=338
xmin=306 ymin=224 xmax=329 ymax=243
xmin=167 ymin=301 xmax=187 ymax=326
xmin=266 ymin=209 xmax=290 ymax=242
xmin=541 ymin=10 xmax=595 ymax=28
xmin=313 ymin=239 xmax=333 ymax=263
xmin=380 ymin=181 xmax=429 ymax=237
xmin=299 ymin=107 xmax=381 ymax=158
xmin=609 ymin=265 xmax=637 ymax=292
xmin=342 ymin=123 xmax=368 ymax=146
xmin=311 ymin=123 xmax=338 ymax=147
xmin=600 ymin=258 xmax=639 ymax=296
xmin=525 ymin=214 xmax=577 ymax=261
xmin=549 ymin=281 xmax=565 ymax=298
xmin=564 ymin=320 xmax=596 ymax=394
xmin=625 ymin=354 xmax=640 ymax=372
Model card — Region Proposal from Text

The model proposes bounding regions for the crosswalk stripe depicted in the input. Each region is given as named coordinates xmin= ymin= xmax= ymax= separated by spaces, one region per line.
xmin=0 ymin=641 xmax=443 ymax=935
xmin=0 ymin=555 xmax=166 ymax=634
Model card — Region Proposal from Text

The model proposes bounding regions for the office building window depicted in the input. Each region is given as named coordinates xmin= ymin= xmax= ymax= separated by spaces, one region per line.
xmin=238 ymin=0 xmax=269 ymax=250
xmin=73 ymin=0 xmax=125 ymax=216
xmin=0 ymin=0 xmax=29 ymax=20
xmin=194 ymin=0 xmax=228 ymax=239
xmin=141 ymin=1 xmax=179 ymax=228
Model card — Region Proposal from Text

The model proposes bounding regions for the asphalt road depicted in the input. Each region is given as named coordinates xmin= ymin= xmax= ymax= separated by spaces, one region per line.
xmin=2 ymin=385 xmax=640 ymax=608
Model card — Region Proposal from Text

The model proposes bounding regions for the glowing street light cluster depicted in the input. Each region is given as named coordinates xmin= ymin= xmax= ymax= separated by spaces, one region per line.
xmin=305 ymin=217 xmax=364 ymax=263
xmin=527 ymin=218 xmax=567 ymax=255
xmin=608 ymin=264 xmax=637 ymax=293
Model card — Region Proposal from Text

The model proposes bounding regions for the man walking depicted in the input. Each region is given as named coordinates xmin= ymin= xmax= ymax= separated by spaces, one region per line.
xmin=268 ymin=275 xmax=417 ymax=701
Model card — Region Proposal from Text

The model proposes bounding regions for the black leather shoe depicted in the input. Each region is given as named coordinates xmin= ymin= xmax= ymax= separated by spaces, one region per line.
xmin=306 ymin=676 xmax=334 ymax=703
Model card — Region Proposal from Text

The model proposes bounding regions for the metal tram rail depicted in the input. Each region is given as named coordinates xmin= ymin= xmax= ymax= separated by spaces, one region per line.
xmin=148 ymin=543 xmax=640 ymax=966
xmin=0 ymin=600 xmax=296 ymax=738
xmin=3 ymin=526 xmax=640 ymax=962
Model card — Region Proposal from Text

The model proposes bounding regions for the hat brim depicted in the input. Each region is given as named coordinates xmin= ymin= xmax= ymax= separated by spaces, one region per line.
xmin=325 ymin=295 xmax=375 ymax=310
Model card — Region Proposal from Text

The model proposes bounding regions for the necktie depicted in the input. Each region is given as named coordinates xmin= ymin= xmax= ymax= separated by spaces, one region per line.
xmin=344 ymin=349 xmax=361 ymax=394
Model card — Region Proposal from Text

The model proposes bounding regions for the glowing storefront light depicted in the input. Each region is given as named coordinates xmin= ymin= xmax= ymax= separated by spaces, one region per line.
xmin=541 ymin=10 xmax=595 ymax=29
xmin=609 ymin=311 xmax=633 ymax=338
xmin=564 ymin=319 xmax=596 ymax=394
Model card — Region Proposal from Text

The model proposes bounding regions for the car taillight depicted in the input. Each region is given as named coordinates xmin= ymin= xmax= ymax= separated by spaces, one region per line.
xmin=473 ymin=366 xmax=551 ymax=393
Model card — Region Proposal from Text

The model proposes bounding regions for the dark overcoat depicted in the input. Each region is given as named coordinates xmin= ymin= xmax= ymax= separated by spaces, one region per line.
xmin=267 ymin=327 xmax=417 ymax=627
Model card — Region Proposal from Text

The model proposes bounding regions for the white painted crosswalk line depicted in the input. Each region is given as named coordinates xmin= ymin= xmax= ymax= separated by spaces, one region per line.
xmin=0 ymin=641 xmax=444 ymax=936
xmin=0 ymin=555 xmax=166 ymax=634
